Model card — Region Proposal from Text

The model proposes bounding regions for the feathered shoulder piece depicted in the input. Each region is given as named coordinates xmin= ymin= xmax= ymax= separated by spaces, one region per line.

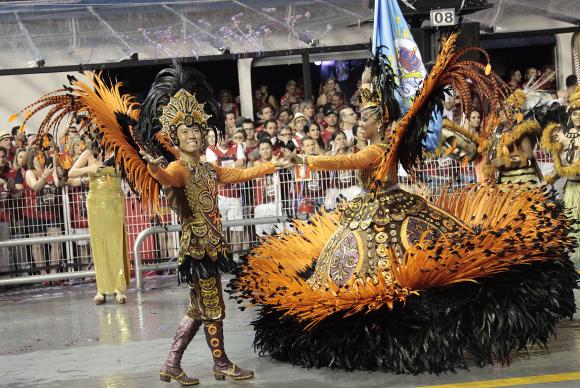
xmin=541 ymin=121 xmax=580 ymax=179
xmin=541 ymin=122 xmax=561 ymax=152
xmin=10 ymin=72 xmax=164 ymax=214
xmin=372 ymin=33 xmax=509 ymax=185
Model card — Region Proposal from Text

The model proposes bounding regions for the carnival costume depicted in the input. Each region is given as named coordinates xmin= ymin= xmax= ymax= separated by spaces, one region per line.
xmin=87 ymin=166 xmax=130 ymax=304
xmin=541 ymin=85 xmax=580 ymax=266
xmin=230 ymin=34 xmax=579 ymax=374
xmin=13 ymin=66 xmax=270 ymax=384
xmin=482 ymin=90 xmax=543 ymax=184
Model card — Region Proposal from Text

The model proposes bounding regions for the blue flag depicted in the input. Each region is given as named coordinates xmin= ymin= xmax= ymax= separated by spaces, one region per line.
xmin=373 ymin=0 xmax=441 ymax=150
xmin=372 ymin=0 xmax=426 ymax=113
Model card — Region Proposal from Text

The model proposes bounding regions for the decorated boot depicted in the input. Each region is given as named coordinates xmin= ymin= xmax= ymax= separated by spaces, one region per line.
xmin=160 ymin=315 xmax=201 ymax=386
xmin=204 ymin=321 xmax=254 ymax=380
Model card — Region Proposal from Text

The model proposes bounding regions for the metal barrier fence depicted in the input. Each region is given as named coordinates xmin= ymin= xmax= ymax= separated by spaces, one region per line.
xmin=0 ymin=151 xmax=555 ymax=286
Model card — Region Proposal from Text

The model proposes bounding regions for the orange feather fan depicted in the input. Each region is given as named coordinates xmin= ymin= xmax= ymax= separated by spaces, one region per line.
xmin=11 ymin=72 xmax=163 ymax=214
xmin=373 ymin=33 xmax=510 ymax=186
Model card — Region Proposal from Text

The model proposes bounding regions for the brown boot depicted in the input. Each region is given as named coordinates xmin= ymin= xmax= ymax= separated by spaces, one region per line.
xmin=204 ymin=321 xmax=254 ymax=381
xmin=160 ymin=315 xmax=201 ymax=386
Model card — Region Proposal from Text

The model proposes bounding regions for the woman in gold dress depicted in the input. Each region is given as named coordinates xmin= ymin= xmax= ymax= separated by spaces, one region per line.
xmin=231 ymin=35 xmax=578 ymax=374
xmin=69 ymin=145 xmax=129 ymax=305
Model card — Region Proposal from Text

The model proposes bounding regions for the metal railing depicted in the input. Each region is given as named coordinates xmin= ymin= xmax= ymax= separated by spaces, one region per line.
xmin=0 ymin=151 xmax=555 ymax=288
xmin=132 ymin=216 xmax=288 ymax=290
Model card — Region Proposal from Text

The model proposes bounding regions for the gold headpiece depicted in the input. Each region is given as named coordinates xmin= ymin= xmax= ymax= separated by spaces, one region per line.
xmin=159 ymin=89 xmax=211 ymax=141
xmin=567 ymin=85 xmax=580 ymax=111
xmin=505 ymin=89 xmax=526 ymax=109
xmin=360 ymin=88 xmax=388 ymax=125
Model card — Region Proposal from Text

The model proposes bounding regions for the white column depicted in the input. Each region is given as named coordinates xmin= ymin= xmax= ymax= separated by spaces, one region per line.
xmin=555 ymin=32 xmax=573 ymax=90
xmin=237 ymin=58 xmax=254 ymax=119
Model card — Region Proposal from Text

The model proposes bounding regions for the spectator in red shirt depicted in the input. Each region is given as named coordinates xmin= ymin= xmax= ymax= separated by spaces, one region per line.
xmin=218 ymin=89 xmax=239 ymax=118
xmin=331 ymin=91 xmax=348 ymax=112
xmin=224 ymin=112 xmax=237 ymax=138
xmin=277 ymin=108 xmax=293 ymax=127
xmin=242 ymin=120 xmax=259 ymax=162
xmin=0 ymin=130 xmax=15 ymax=164
xmin=24 ymin=148 xmax=64 ymax=277
xmin=252 ymin=140 xmax=284 ymax=236
xmin=280 ymin=80 xmax=302 ymax=110
xmin=339 ymin=107 xmax=358 ymax=146
xmin=321 ymin=106 xmax=339 ymax=147
xmin=256 ymin=105 xmax=274 ymax=132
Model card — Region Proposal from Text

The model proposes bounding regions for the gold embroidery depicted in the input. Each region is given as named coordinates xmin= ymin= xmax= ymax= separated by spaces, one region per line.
xmin=207 ymin=324 xmax=218 ymax=335
xmin=199 ymin=278 xmax=222 ymax=320
xmin=178 ymin=162 xmax=229 ymax=264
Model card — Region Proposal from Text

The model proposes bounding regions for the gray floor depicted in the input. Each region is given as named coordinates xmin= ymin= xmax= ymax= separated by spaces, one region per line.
xmin=1 ymin=276 xmax=580 ymax=388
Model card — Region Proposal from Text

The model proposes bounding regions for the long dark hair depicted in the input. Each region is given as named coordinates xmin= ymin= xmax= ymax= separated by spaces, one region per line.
xmin=307 ymin=122 xmax=326 ymax=150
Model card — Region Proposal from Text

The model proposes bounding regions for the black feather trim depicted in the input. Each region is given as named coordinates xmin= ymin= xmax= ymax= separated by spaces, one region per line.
xmin=178 ymin=253 xmax=237 ymax=285
xmin=248 ymin=259 xmax=578 ymax=374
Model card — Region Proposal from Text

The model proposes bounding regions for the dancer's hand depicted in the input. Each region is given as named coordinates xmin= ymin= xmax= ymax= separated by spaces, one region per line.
xmin=285 ymin=152 xmax=305 ymax=165
xmin=272 ymin=156 xmax=293 ymax=169
xmin=140 ymin=150 xmax=164 ymax=169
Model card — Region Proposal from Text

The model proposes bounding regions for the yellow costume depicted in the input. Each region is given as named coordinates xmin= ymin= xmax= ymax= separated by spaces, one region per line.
xmin=87 ymin=167 xmax=130 ymax=296
xmin=541 ymin=86 xmax=580 ymax=266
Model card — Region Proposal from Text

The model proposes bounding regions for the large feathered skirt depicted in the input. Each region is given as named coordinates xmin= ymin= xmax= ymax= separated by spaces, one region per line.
xmin=230 ymin=184 xmax=579 ymax=374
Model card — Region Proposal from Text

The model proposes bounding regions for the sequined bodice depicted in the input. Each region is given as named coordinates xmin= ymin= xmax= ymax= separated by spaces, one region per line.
xmin=167 ymin=162 xmax=228 ymax=261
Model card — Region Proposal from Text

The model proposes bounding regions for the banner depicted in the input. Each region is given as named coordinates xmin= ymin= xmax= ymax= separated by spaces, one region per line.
xmin=372 ymin=0 xmax=426 ymax=112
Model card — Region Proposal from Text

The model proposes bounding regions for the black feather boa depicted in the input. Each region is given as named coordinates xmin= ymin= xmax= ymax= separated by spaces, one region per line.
xmin=247 ymin=259 xmax=578 ymax=374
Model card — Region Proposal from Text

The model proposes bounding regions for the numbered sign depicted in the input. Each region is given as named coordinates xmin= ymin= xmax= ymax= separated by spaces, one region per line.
xmin=430 ymin=8 xmax=456 ymax=27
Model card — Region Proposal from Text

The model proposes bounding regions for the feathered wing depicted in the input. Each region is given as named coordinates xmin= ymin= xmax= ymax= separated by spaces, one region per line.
xmin=11 ymin=72 xmax=164 ymax=214
xmin=373 ymin=33 xmax=510 ymax=185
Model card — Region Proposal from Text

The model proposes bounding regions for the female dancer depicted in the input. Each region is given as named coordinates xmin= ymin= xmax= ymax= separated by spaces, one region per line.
xmin=231 ymin=35 xmax=578 ymax=374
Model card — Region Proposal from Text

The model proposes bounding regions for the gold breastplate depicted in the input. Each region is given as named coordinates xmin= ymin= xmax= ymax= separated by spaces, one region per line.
xmin=180 ymin=162 xmax=228 ymax=260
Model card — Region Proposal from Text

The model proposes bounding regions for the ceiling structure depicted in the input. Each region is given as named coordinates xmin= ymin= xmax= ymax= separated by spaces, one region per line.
xmin=0 ymin=0 xmax=577 ymax=73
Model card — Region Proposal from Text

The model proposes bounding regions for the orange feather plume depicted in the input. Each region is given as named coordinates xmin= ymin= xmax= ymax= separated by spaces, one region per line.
xmin=14 ymin=72 xmax=164 ymax=214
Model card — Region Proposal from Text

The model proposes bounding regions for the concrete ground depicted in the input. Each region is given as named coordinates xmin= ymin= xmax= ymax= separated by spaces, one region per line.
xmin=1 ymin=276 xmax=580 ymax=388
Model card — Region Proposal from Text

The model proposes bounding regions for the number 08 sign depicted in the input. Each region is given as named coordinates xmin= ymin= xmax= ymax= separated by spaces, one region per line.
xmin=430 ymin=8 xmax=456 ymax=27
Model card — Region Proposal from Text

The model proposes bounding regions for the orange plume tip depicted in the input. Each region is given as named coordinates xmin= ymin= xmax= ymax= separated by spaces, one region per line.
xmin=24 ymin=111 xmax=32 ymax=119
xmin=8 ymin=113 xmax=19 ymax=122
xmin=484 ymin=63 xmax=491 ymax=75
xmin=516 ymin=112 xmax=524 ymax=123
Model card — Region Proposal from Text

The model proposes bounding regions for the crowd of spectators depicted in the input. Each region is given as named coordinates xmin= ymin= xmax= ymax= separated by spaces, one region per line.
xmin=1 ymin=66 xmax=575 ymax=278
xmin=0 ymin=76 xmax=367 ymax=278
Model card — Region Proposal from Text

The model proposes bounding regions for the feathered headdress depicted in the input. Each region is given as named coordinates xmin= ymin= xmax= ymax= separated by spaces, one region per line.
xmin=136 ymin=64 xmax=225 ymax=162
xmin=506 ymin=89 xmax=526 ymax=109
xmin=360 ymin=48 xmax=402 ymax=127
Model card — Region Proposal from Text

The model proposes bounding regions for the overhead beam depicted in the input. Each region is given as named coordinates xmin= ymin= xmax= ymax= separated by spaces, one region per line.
xmin=0 ymin=43 xmax=370 ymax=77
xmin=14 ymin=12 xmax=45 ymax=67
